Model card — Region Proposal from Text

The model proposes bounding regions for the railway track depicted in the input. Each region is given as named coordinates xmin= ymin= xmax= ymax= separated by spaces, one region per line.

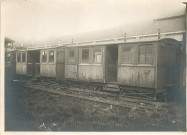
xmin=14 ymin=78 xmax=167 ymax=111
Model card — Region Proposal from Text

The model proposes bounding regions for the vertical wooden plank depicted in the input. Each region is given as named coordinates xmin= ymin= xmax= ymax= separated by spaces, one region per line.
xmin=16 ymin=52 xmax=17 ymax=63
xmin=56 ymin=48 xmax=64 ymax=81
xmin=79 ymin=48 xmax=81 ymax=64
xmin=116 ymin=44 xmax=119 ymax=82
xmin=155 ymin=42 xmax=158 ymax=89
xmin=90 ymin=47 xmax=92 ymax=64
xmin=21 ymin=52 xmax=22 ymax=64
xmin=26 ymin=51 xmax=27 ymax=74
xmin=77 ymin=47 xmax=79 ymax=80
xmin=134 ymin=44 xmax=137 ymax=65
xmin=26 ymin=51 xmax=27 ymax=64
xmin=46 ymin=49 xmax=48 ymax=63
xmin=118 ymin=45 xmax=121 ymax=66
xmin=103 ymin=46 xmax=106 ymax=83
xmin=117 ymin=45 xmax=121 ymax=82
xmin=65 ymin=48 xmax=67 ymax=64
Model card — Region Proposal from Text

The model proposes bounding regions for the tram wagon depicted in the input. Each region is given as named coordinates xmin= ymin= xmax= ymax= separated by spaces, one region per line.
xmin=14 ymin=38 xmax=183 ymax=100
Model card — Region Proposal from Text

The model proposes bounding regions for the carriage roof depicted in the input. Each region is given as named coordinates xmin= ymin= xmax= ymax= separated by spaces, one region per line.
xmin=15 ymin=30 xmax=184 ymax=52
xmin=24 ymin=37 xmax=182 ymax=51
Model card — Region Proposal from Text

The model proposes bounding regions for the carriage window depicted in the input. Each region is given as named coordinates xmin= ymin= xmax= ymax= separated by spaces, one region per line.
xmin=139 ymin=45 xmax=153 ymax=64
xmin=42 ymin=50 xmax=47 ymax=63
xmin=49 ymin=50 xmax=54 ymax=63
xmin=5 ymin=53 xmax=11 ymax=62
xmin=122 ymin=46 xmax=134 ymax=64
xmin=68 ymin=49 xmax=75 ymax=63
xmin=22 ymin=53 xmax=26 ymax=63
xmin=82 ymin=49 xmax=89 ymax=63
xmin=93 ymin=48 xmax=102 ymax=63
xmin=17 ymin=53 xmax=21 ymax=63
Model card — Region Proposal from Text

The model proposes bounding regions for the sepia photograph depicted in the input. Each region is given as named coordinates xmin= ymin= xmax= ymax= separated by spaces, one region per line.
xmin=1 ymin=0 xmax=187 ymax=133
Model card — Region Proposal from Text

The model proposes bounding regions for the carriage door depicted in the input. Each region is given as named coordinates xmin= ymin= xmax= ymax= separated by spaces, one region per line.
xmin=56 ymin=48 xmax=65 ymax=81
xmin=105 ymin=45 xmax=118 ymax=82
xmin=27 ymin=50 xmax=40 ymax=76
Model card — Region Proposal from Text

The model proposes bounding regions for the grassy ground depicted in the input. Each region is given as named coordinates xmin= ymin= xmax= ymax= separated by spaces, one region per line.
xmin=5 ymin=84 xmax=186 ymax=131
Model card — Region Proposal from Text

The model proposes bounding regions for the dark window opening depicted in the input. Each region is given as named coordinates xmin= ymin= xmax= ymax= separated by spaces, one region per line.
xmin=42 ymin=50 xmax=47 ymax=63
xmin=93 ymin=48 xmax=102 ymax=63
xmin=82 ymin=49 xmax=89 ymax=63
xmin=22 ymin=53 xmax=26 ymax=63
xmin=122 ymin=46 xmax=134 ymax=64
xmin=139 ymin=45 xmax=153 ymax=64
xmin=105 ymin=45 xmax=118 ymax=82
xmin=68 ymin=49 xmax=75 ymax=63
xmin=49 ymin=50 xmax=54 ymax=63
xmin=28 ymin=51 xmax=40 ymax=63
xmin=17 ymin=53 xmax=21 ymax=63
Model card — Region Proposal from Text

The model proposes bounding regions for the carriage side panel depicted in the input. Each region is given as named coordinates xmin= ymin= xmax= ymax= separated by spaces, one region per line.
xmin=118 ymin=43 xmax=157 ymax=88
xmin=64 ymin=47 xmax=78 ymax=80
xmin=118 ymin=66 xmax=156 ymax=88
xmin=157 ymin=40 xmax=181 ymax=91
xmin=156 ymin=42 xmax=170 ymax=90
xmin=78 ymin=46 xmax=104 ymax=82
xmin=16 ymin=51 xmax=27 ymax=75
xmin=56 ymin=48 xmax=65 ymax=81
xmin=78 ymin=65 xmax=103 ymax=82
xmin=40 ymin=49 xmax=56 ymax=78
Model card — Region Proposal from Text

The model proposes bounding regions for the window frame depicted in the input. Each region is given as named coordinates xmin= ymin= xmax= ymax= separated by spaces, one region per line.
xmin=80 ymin=48 xmax=90 ymax=64
xmin=138 ymin=44 xmax=153 ymax=65
xmin=48 ymin=50 xmax=55 ymax=63
xmin=68 ymin=49 xmax=76 ymax=63
xmin=22 ymin=52 xmax=26 ymax=63
xmin=41 ymin=50 xmax=47 ymax=63
xmin=92 ymin=47 xmax=102 ymax=64
xmin=121 ymin=46 xmax=134 ymax=64
xmin=17 ymin=53 xmax=21 ymax=63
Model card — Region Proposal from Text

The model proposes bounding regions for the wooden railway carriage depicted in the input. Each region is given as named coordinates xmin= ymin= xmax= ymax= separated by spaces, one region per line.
xmin=27 ymin=49 xmax=40 ymax=76
xmin=5 ymin=51 xmax=16 ymax=85
xmin=5 ymin=37 xmax=16 ymax=86
xmin=40 ymin=48 xmax=57 ymax=77
xmin=65 ymin=45 xmax=105 ymax=82
xmin=117 ymin=38 xmax=181 ymax=99
xmin=5 ymin=51 xmax=16 ymax=73
xmin=65 ymin=46 xmax=79 ymax=80
xmin=14 ymin=37 xmax=182 ymax=100
xmin=78 ymin=46 xmax=105 ymax=82
xmin=26 ymin=47 xmax=62 ymax=79
xmin=118 ymin=39 xmax=181 ymax=87
xmin=64 ymin=38 xmax=182 ymax=99
xmin=56 ymin=46 xmax=65 ymax=81
xmin=16 ymin=50 xmax=27 ymax=75
xmin=25 ymin=46 xmax=65 ymax=80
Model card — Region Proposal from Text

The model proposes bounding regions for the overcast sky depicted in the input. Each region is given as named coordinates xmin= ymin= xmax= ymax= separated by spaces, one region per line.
xmin=1 ymin=0 xmax=186 ymax=43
